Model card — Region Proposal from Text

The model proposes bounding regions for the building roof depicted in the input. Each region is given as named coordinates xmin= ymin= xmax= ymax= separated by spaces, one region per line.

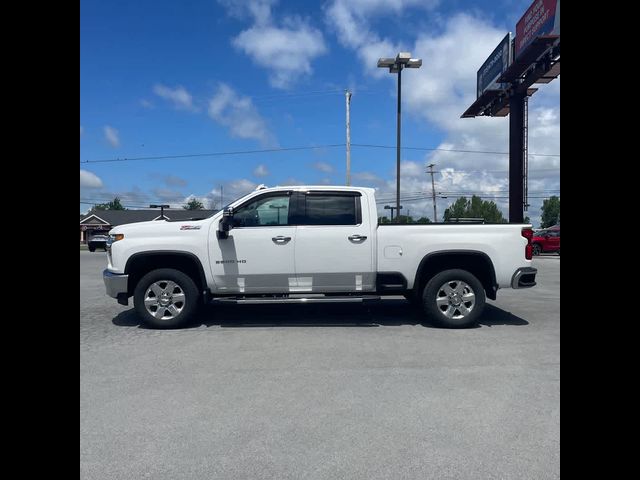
xmin=80 ymin=209 xmax=218 ymax=226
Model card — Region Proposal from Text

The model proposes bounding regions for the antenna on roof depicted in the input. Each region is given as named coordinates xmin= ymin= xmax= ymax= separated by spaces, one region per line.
xmin=255 ymin=184 xmax=268 ymax=190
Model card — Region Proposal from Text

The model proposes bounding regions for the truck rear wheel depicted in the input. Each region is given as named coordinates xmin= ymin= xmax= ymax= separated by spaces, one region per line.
xmin=421 ymin=269 xmax=485 ymax=328
xmin=133 ymin=268 xmax=200 ymax=329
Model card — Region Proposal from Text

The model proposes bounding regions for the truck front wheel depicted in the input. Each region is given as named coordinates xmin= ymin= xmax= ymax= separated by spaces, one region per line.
xmin=133 ymin=268 xmax=200 ymax=329
xmin=421 ymin=269 xmax=486 ymax=328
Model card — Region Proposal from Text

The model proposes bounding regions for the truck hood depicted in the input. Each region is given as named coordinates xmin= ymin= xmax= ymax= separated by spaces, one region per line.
xmin=109 ymin=217 xmax=215 ymax=237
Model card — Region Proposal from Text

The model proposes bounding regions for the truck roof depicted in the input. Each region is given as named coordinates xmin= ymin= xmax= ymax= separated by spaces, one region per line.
xmin=257 ymin=185 xmax=376 ymax=194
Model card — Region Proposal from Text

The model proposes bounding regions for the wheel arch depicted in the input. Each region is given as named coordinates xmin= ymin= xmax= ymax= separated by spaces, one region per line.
xmin=124 ymin=251 xmax=208 ymax=299
xmin=413 ymin=250 xmax=498 ymax=300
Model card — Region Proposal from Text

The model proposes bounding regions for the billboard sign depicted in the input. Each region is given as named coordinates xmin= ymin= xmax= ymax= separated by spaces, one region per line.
xmin=477 ymin=33 xmax=512 ymax=99
xmin=515 ymin=0 xmax=560 ymax=58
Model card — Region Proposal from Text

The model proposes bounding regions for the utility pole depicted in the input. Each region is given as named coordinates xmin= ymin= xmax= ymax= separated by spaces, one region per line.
xmin=345 ymin=89 xmax=352 ymax=186
xmin=427 ymin=163 xmax=437 ymax=222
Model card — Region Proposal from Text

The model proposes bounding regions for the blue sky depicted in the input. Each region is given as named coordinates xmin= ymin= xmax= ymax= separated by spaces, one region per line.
xmin=80 ymin=0 xmax=559 ymax=226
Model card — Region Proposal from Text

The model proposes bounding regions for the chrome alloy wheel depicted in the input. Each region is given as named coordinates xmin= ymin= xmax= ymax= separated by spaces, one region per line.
xmin=435 ymin=280 xmax=476 ymax=320
xmin=144 ymin=280 xmax=186 ymax=320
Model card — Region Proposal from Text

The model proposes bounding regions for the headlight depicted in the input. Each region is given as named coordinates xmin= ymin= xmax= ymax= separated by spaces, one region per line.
xmin=108 ymin=233 xmax=124 ymax=247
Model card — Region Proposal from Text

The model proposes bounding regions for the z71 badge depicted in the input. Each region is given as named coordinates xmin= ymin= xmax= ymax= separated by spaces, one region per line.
xmin=180 ymin=225 xmax=201 ymax=230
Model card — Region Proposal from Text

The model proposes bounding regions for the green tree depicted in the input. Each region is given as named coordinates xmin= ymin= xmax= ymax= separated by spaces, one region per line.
xmin=183 ymin=198 xmax=205 ymax=210
xmin=443 ymin=196 xmax=506 ymax=223
xmin=396 ymin=215 xmax=415 ymax=224
xmin=378 ymin=216 xmax=391 ymax=224
xmin=524 ymin=216 xmax=531 ymax=224
xmin=416 ymin=217 xmax=432 ymax=224
xmin=540 ymin=196 xmax=560 ymax=228
xmin=94 ymin=197 xmax=126 ymax=210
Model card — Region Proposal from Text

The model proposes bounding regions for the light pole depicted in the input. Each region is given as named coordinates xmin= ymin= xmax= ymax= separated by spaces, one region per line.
xmin=150 ymin=204 xmax=170 ymax=220
xmin=377 ymin=52 xmax=422 ymax=222
xmin=384 ymin=204 xmax=403 ymax=222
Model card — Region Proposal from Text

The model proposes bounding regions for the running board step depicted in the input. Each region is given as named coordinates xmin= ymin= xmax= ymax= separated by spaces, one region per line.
xmin=213 ymin=295 xmax=381 ymax=305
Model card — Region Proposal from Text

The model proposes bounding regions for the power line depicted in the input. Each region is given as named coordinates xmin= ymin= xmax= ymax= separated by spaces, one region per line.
xmin=350 ymin=143 xmax=560 ymax=157
xmin=81 ymin=144 xmax=560 ymax=164
xmin=80 ymin=144 xmax=345 ymax=164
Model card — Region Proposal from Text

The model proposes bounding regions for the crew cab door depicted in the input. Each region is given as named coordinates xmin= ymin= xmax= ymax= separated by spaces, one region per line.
xmin=293 ymin=191 xmax=374 ymax=292
xmin=210 ymin=191 xmax=296 ymax=293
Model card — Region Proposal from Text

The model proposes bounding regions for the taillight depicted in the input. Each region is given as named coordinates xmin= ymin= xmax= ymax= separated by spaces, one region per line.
xmin=521 ymin=228 xmax=533 ymax=260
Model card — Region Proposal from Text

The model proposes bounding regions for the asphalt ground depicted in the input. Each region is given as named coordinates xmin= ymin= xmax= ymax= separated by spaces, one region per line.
xmin=80 ymin=251 xmax=559 ymax=479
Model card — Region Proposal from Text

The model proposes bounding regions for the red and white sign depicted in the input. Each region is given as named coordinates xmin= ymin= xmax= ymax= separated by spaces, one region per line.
xmin=515 ymin=0 xmax=560 ymax=58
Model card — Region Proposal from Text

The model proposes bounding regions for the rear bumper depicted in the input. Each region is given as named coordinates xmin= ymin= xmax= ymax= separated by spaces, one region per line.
xmin=103 ymin=269 xmax=129 ymax=305
xmin=511 ymin=267 xmax=537 ymax=289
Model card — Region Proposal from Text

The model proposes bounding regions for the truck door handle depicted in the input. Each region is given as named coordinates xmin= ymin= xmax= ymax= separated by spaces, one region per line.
xmin=272 ymin=236 xmax=292 ymax=244
xmin=348 ymin=234 xmax=367 ymax=242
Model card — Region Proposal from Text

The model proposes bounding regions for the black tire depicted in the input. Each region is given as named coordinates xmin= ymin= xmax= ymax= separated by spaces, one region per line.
xmin=532 ymin=244 xmax=542 ymax=256
xmin=421 ymin=269 xmax=486 ymax=328
xmin=88 ymin=246 xmax=95 ymax=252
xmin=133 ymin=268 xmax=200 ymax=329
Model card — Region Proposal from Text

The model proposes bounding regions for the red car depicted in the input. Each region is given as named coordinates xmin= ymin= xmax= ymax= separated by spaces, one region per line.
xmin=532 ymin=226 xmax=560 ymax=255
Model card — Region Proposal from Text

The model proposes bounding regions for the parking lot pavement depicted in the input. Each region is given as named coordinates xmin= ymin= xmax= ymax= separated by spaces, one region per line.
xmin=81 ymin=251 xmax=559 ymax=480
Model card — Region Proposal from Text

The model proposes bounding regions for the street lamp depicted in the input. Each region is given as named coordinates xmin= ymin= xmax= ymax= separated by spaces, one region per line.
xmin=378 ymin=52 xmax=422 ymax=222
xmin=384 ymin=204 xmax=403 ymax=222
xmin=150 ymin=204 xmax=170 ymax=220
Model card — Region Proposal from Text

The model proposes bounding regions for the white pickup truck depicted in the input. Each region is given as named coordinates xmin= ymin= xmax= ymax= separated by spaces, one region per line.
xmin=103 ymin=185 xmax=537 ymax=328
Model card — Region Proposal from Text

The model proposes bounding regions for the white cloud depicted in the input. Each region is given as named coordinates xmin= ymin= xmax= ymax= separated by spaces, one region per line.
xmin=352 ymin=171 xmax=384 ymax=185
xmin=208 ymin=83 xmax=276 ymax=146
xmin=222 ymin=1 xmax=327 ymax=89
xmin=151 ymin=188 xmax=187 ymax=205
xmin=232 ymin=19 xmax=327 ymax=89
xmin=139 ymin=99 xmax=154 ymax=109
xmin=312 ymin=161 xmax=334 ymax=173
xmin=218 ymin=0 xmax=276 ymax=25
xmin=103 ymin=125 xmax=120 ymax=148
xmin=80 ymin=170 xmax=103 ymax=189
xmin=324 ymin=0 xmax=439 ymax=76
xmin=401 ymin=160 xmax=425 ymax=177
xmin=164 ymin=175 xmax=188 ymax=187
xmin=280 ymin=177 xmax=305 ymax=186
xmin=253 ymin=164 xmax=270 ymax=177
xmin=208 ymin=179 xmax=258 ymax=207
xmin=153 ymin=84 xmax=197 ymax=111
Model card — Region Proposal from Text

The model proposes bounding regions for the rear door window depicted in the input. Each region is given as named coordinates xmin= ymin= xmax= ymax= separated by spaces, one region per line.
xmin=302 ymin=193 xmax=360 ymax=225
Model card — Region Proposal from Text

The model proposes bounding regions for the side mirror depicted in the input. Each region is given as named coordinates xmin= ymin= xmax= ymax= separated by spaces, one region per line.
xmin=217 ymin=207 xmax=234 ymax=239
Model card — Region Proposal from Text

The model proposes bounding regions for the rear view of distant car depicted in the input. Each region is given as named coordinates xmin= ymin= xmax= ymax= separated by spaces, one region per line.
xmin=88 ymin=235 xmax=109 ymax=252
